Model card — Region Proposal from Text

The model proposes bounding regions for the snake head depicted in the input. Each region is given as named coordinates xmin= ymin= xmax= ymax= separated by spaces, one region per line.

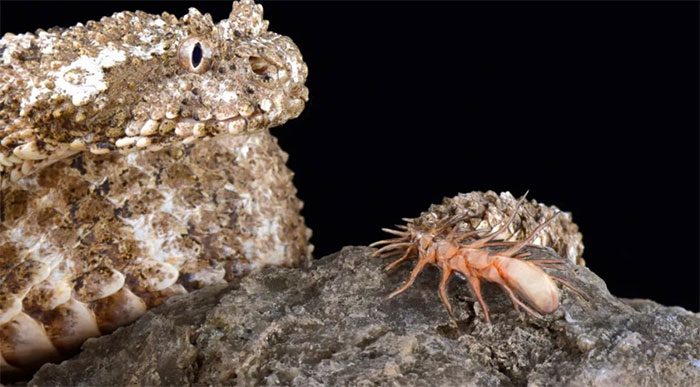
xmin=0 ymin=0 xmax=308 ymax=181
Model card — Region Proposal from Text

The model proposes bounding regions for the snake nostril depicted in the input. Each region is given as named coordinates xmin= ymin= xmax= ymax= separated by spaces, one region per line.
xmin=248 ymin=56 xmax=273 ymax=76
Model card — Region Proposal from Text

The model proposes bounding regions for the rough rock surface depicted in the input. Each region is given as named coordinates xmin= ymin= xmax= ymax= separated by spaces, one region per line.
xmin=26 ymin=247 xmax=700 ymax=386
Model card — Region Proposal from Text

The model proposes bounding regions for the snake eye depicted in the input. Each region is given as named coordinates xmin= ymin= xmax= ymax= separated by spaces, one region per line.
xmin=178 ymin=37 xmax=214 ymax=74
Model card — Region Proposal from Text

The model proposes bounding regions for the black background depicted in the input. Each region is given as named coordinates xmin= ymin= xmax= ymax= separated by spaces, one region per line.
xmin=2 ymin=1 xmax=698 ymax=312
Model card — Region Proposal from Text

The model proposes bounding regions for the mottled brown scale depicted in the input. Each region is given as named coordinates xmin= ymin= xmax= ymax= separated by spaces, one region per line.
xmin=1 ymin=189 xmax=29 ymax=223
xmin=91 ymin=288 xmax=147 ymax=333
xmin=0 ymin=0 xmax=311 ymax=374
xmin=43 ymin=299 xmax=100 ymax=352
xmin=73 ymin=267 xmax=125 ymax=302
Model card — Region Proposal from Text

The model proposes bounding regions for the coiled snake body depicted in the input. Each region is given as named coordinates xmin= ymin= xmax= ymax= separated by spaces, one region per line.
xmin=0 ymin=0 xmax=311 ymax=372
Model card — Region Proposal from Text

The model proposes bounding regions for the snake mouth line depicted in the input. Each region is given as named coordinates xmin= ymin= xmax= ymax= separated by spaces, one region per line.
xmin=0 ymin=93 xmax=305 ymax=182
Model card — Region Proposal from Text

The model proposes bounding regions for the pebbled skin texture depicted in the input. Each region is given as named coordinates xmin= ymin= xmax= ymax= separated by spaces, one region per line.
xmin=0 ymin=0 xmax=311 ymax=373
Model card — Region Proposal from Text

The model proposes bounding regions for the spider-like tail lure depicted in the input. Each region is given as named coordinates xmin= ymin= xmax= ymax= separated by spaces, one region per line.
xmin=371 ymin=193 xmax=585 ymax=323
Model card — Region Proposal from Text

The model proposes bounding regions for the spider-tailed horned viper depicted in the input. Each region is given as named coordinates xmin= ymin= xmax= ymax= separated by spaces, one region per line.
xmin=0 ymin=0 xmax=311 ymax=373
xmin=0 ymin=0 xmax=587 ymax=375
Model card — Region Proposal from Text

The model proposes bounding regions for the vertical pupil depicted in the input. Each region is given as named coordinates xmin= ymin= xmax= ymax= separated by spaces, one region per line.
xmin=192 ymin=43 xmax=203 ymax=68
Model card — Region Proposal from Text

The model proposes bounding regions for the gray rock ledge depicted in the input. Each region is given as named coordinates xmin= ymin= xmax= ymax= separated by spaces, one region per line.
xmin=29 ymin=246 xmax=700 ymax=386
